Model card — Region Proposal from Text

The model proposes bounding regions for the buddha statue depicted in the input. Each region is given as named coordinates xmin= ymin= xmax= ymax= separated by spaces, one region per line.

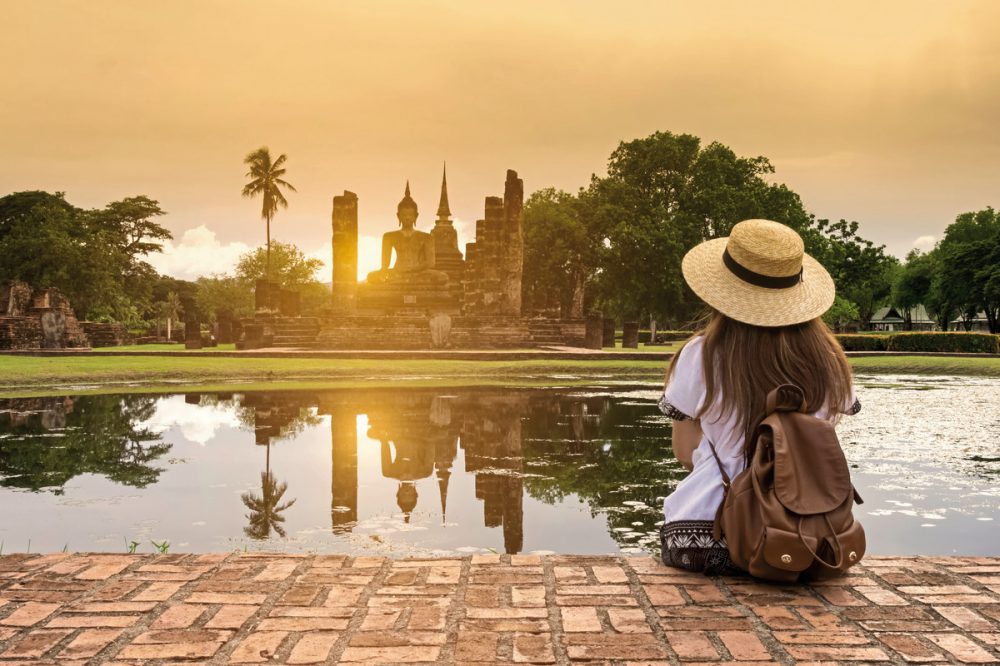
xmin=366 ymin=182 xmax=448 ymax=286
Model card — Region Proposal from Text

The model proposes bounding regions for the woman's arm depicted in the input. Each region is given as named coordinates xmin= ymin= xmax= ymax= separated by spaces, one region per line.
xmin=671 ymin=419 xmax=702 ymax=472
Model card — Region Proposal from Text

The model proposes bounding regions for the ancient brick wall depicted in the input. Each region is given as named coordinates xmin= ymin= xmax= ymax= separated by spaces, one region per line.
xmin=462 ymin=171 xmax=525 ymax=317
xmin=0 ymin=282 xmax=89 ymax=349
xmin=80 ymin=322 xmax=132 ymax=347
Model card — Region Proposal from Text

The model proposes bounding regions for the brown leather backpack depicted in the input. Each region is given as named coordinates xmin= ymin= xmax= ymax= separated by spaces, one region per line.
xmin=707 ymin=384 xmax=866 ymax=582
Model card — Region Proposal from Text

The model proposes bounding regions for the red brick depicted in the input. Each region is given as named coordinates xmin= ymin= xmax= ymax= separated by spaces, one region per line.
xmin=47 ymin=614 xmax=138 ymax=628
xmin=133 ymin=581 xmax=184 ymax=601
xmin=667 ymin=630 xmax=719 ymax=661
xmin=644 ymin=585 xmax=686 ymax=606
xmin=340 ymin=646 xmax=440 ymax=662
xmin=0 ymin=602 xmax=60 ymax=627
xmin=877 ymin=632 xmax=945 ymax=662
xmin=360 ymin=608 xmax=401 ymax=630
xmin=58 ymin=628 xmax=123 ymax=659
xmin=186 ymin=592 xmax=266 ymax=605
xmin=513 ymin=632 xmax=555 ymax=663
xmin=253 ymin=559 xmax=298 ymax=582
xmin=152 ymin=603 xmax=205 ymax=629
xmin=1 ymin=628 xmax=73 ymax=658
xmin=933 ymin=606 xmax=995 ymax=632
xmin=924 ymin=633 xmax=997 ymax=663
xmin=784 ymin=645 xmax=891 ymax=661
xmin=771 ymin=631 xmax=871 ymax=645
xmin=854 ymin=585 xmax=909 ymax=606
xmin=512 ymin=585 xmax=546 ymax=607
xmin=408 ymin=605 xmax=446 ymax=630
xmin=287 ymin=632 xmax=338 ymax=664
xmin=608 ymin=608 xmax=652 ymax=633
xmin=718 ymin=630 xmax=771 ymax=661
xmin=205 ymin=604 xmax=258 ymax=629
xmin=118 ymin=641 xmax=222 ymax=659
xmin=564 ymin=633 xmax=670 ymax=661
xmin=227 ymin=630 xmax=288 ymax=663
xmin=561 ymin=607 xmax=601 ymax=632
xmin=455 ymin=630 xmax=499 ymax=661
xmin=257 ymin=616 xmax=349 ymax=631
xmin=75 ymin=560 xmax=131 ymax=580
xmin=592 ymin=565 xmax=629 ymax=584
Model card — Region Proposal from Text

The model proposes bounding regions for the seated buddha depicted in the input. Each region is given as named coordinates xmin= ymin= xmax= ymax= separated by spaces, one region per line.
xmin=366 ymin=182 xmax=448 ymax=287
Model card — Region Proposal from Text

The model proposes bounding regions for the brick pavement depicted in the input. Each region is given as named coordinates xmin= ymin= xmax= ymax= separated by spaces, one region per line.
xmin=0 ymin=554 xmax=998 ymax=665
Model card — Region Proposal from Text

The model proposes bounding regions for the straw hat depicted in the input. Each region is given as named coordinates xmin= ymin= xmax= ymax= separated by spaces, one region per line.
xmin=681 ymin=219 xmax=835 ymax=327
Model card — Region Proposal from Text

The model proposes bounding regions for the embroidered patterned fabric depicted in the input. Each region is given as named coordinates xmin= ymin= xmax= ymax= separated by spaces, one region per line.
xmin=659 ymin=520 xmax=743 ymax=576
xmin=657 ymin=393 xmax=692 ymax=421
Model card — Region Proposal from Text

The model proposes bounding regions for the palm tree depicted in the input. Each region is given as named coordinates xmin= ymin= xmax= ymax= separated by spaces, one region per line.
xmin=241 ymin=468 xmax=296 ymax=539
xmin=159 ymin=292 xmax=183 ymax=341
xmin=241 ymin=147 xmax=297 ymax=281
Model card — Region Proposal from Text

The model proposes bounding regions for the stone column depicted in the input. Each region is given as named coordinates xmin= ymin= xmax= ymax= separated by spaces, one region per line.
xmin=331 ymin=405 xmax=358 ymax=532
xmin=602 ymin=318 xmax=616 ymax=348
xmin=499 ymin=169 xmax=524 ymax=317
xmin=584 ymin=313 xmax=603 ymax=350
xmin=184 ymin=314 xmax=202 ymax=350
xmin=622 ymin=321 xmax=639 ymax=349
xmin=331 ymin=191 xmax=358 ymax=312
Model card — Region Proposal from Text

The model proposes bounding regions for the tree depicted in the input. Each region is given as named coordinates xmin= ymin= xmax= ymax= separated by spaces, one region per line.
xmin=235 ymin=241 xmax=322 ymax=288
xmin=241 ymin=471 xmax=296 ymax=539
xmin=0 ymin=191 xmax=171 ymax=322
xmin=822 ymin=296 xmax=860 ymax=333
xmin=577 ymin=131 xmax=815 ymax=328
xmin=159 ymin=291 xmax=183 ymax=340
xmin=241 ymin=147 xmax=296 ymax=281
xmin=522 ymin=189 xmax=600 ymax=317
xmin=892 ymin=249 xmax=936 ymax=330
xmin=811 ymin=219 xmax=899 ymax=328
xmin=934 ymin=207 xmax=1000 ymax=333
xmin=195 ymin=275 xmax=253 ymax=323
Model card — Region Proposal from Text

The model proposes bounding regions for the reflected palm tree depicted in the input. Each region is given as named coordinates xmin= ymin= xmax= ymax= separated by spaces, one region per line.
xmin=241 ymin=469 xmax=297 ymax=539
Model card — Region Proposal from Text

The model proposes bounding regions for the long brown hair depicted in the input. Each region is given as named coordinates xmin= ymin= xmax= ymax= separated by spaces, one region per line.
xmin=667 ymin=310 xmax=853 ymax=458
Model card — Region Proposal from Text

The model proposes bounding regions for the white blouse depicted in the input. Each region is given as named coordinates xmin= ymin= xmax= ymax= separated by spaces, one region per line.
xmin=658 ymin=335 xmax=859 ymax=524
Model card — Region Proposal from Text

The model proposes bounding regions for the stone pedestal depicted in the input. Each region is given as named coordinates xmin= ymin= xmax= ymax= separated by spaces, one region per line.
xmin=584 ymin=314 xmax=603 ymax=350
xmin=602 ymin=318 xmax=616 ymax=348
xmin=185 ymin=316 xmax=202 ymax=350
xmin=216 ymin=314 xmax=233 ymax=345
xmin=622 ymin=321 xmax=639 ymax=349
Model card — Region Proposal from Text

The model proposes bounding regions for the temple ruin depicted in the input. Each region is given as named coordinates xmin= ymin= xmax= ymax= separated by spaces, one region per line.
xmin=244 ymin=167 xmax=584 ymax=349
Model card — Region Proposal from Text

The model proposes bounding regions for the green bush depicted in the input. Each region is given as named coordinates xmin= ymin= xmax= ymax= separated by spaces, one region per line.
xmin=836 ymin=334 xmax=889 ymax=351
xmin=886 ymin=332 xmax=1000 ymax=354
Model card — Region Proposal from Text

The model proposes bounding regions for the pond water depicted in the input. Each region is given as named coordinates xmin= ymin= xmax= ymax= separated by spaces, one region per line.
xmin=0 ymin=376 xmax=997 ymax=557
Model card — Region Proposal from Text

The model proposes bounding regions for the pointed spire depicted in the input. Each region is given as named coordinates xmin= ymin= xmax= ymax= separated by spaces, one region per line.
xmin=437 ymin=467 xmax=451 ymax=525
xmin=436 ymin=162 xmax=451 ymax=222
xmin=404 ymin=180 xmax=411 ymax=198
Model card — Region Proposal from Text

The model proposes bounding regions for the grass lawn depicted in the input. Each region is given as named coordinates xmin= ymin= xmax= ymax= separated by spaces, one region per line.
xmin=0 ymin=352 xmax=996 ymax=398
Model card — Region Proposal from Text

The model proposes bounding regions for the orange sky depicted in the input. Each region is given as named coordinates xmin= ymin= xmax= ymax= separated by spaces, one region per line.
xmin=3 ymin=1 xmax=999 ymax=279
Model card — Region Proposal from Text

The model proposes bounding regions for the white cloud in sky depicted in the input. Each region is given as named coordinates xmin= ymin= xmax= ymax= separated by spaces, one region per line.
xmin=149 ymin=225 xmax=252 ymax=280
xmin=912 ymin=235 xmax=937 ymax=252
xmin=153 ymin=221 xmax=477 ymax=283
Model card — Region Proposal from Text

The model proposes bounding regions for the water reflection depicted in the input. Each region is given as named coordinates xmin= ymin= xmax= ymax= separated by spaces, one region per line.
xmin=0 ymin=396 xmax=170 ymax=492
xmin=0 ymin=380 xmax=996 ymax=556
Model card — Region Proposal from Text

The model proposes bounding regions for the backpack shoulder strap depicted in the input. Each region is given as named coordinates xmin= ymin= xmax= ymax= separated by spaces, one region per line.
xmin=705 ymin=438 xmax=731 ymax=541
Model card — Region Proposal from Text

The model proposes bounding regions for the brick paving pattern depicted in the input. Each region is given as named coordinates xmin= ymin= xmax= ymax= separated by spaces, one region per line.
xmin=0 ymin=554 xmax=997 ymax=664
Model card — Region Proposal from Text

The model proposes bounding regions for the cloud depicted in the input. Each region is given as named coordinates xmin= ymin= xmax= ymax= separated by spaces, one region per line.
xmin=148 ymin=225 xmax=252 ymax=280
xmin=912 ymin=235 xmax=937 ymax=252
xmin=141 ymin=396 xmax=243 ymax=446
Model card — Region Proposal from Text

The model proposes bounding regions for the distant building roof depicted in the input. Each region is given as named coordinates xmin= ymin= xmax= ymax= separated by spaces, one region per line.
xmin=871 ymin=305 xmax=934 ymax=324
